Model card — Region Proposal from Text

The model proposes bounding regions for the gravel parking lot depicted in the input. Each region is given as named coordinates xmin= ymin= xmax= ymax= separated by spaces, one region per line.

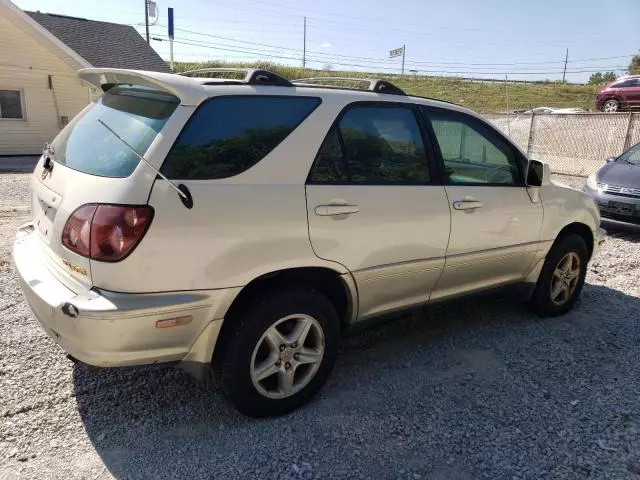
xmin=1 ymin=171 xmax=640 ymax=479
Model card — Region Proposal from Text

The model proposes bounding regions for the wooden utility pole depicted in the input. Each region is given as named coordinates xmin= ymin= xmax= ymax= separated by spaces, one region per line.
xmin=302 ymin=16 xmax=307 ymax=71
xmin=562 ymin=48 xmax=568 ymax=83
xmin=402 ymin=44 xmax=406 ymax=75
xmin=144 ymin=0 xmax=150 ymax=44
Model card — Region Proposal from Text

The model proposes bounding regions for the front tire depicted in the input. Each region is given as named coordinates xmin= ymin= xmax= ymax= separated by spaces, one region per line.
xmin=602 ymin=99 xmax=620 ymax=113
xmin=529 ymin=234 xmax=589 ymax=317
xmin=214 ymin=288 xmax=340 ymax=417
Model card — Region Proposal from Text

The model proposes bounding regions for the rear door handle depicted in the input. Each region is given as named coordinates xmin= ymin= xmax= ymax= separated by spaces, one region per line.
xmin=453 ymin=200 xmax=483 ymax=210
xmin=315 ymin=204 xmax=359 ymax=216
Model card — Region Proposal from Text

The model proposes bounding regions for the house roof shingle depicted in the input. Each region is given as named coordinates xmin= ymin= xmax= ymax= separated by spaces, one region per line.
xmin=26 ymin=11 xmax=171 ymax=73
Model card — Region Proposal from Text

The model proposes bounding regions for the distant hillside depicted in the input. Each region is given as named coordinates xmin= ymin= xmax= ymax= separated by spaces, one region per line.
xmin=173 ymin=61 xmax=599 ymax=113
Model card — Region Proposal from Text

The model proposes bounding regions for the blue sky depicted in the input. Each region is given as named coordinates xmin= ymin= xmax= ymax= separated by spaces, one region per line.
xmin=13 ymin=0 xmax=640 ymax=82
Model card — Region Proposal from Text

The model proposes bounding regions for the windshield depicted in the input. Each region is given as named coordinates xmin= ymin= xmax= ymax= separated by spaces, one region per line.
xmin=50 ymin=86 xmax=179 ymax=178
xmin=618 ymin=143 xmax=640 ymax=166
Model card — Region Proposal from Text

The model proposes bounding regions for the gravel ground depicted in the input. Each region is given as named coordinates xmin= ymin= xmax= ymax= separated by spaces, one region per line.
xmin=1 ymin=173 xmax=640 ymax=479
xmin=0 ymin=173 xmax=31 ymax=266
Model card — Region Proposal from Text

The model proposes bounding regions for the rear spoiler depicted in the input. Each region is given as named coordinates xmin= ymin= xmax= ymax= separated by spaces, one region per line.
xmin=78 ymin=68 xmax=208 ymax=106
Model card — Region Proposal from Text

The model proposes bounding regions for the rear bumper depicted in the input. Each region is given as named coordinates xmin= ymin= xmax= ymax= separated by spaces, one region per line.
xmin=13 ymin=223 xmax=240 ymax=368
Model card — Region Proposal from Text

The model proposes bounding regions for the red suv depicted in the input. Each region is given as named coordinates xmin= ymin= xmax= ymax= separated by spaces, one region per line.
xmin=596 ymin=76 xmax=640 ymax=113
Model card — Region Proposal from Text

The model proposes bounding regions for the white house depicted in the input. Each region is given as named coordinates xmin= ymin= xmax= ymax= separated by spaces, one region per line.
xmin=0 ymin=0 xmax=170 ymax=155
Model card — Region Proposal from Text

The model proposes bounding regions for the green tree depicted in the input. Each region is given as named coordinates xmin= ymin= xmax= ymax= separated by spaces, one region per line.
xmin=629 ymin=55 xmax=640 ymax=75
xmin=588 ymin=72 xmax=603 ymax=84
xmin=589 ymin=71 xmax=617 ymax=84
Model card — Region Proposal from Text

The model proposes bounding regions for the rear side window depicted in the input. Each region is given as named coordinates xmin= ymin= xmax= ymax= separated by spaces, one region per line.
xmin=612 ymin=79 xmax=638 ymax=88
xmin=308 ymin=105 xmax=431 ymax=185
xmin=162 ymin=96 xmax=321 ymax=179
xmin=51 ymin=86 xmax=179 ymax=178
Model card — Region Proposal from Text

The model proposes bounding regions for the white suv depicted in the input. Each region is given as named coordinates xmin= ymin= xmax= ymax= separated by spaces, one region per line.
xmin=13 ymin=68 xmax=605 ymax=417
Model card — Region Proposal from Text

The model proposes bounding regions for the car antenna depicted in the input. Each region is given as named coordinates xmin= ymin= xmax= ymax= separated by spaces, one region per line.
xmin=97 ymin=118 xmax=193 ymax=208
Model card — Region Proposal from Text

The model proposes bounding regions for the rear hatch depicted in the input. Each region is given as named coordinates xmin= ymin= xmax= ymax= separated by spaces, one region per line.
xmin=30 ymin=84 xmax=181 ymax=291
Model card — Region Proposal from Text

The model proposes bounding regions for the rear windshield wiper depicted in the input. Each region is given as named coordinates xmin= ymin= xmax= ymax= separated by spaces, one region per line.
xmin=96 ymin=118 xmax=193 ymax=208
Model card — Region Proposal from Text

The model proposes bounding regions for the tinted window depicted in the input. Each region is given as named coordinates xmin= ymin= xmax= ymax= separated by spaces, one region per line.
xmin=309 ymin=105 xmax=430 ymax=184
xmin=162 ymin=96 xmax=320 ymax=179
xmin=425 ymin=108 xmax=521 ymax=185
xmin=613 ymin=80 xmax=636 ymax=88
xmin=619 ymin=142 xmax=640 ymax=166
xmin=310 ymin=128 xmax=348 ymax=183
xmin=51 ymin=86 xmax=179 ymax=178
xmin=0 ymin=90 xmax=24 ymax=119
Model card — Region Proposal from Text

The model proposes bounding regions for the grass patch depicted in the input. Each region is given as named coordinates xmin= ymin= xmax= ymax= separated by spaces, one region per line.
xmin=174 ymin=61 xmax=598 ymax=113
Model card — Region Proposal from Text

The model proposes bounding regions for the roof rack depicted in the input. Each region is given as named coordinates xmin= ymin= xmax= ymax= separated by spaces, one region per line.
xmin=292 ymin=77 xmax=406 ymax=96
xmin=178 ymin=68 xmax=292 ymax=87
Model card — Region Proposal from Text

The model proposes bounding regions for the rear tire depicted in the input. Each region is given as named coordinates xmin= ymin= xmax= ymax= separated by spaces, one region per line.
xmin=529 ymin=234 xmax=589 ymax=317
xmin=214 ymin=287 xmax=340 ymax=417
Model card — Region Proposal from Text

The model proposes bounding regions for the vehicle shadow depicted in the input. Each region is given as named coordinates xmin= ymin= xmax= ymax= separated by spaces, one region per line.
xmin=73 ymin=283 xmax=640 ymax=479
xmin=602 ymin=221 xmax=640 ymax=242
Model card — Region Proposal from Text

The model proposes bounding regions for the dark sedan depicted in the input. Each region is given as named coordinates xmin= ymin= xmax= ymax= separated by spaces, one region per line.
xmin=584 ymin=142 xmax=640 ymax=227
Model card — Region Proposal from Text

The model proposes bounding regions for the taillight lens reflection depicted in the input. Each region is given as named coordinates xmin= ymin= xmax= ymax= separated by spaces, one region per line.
xmin=61 ymin=204 xmax=96 ymax=257
xmin=90 ymin=205 xmax=153 ymax=261
xmin=61 ymin=204 xmax=154 ymax=262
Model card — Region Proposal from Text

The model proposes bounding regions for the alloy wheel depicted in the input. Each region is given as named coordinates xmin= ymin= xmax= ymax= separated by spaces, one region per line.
xmin=603 ymin=100 xmax=618 ymax=113
xmin=250 ymin=314 xmax=325 ymax=399
xmin=550 ymin=252 xmax=581 ymax=306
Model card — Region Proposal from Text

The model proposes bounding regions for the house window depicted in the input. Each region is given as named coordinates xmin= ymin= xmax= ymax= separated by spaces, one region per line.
xmin=0 ymin=90 xmax=24 ymax=119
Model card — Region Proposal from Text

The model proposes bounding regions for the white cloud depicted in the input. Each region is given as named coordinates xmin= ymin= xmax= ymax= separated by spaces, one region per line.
xmin=320 ymin=42 xmax=332 ymax=48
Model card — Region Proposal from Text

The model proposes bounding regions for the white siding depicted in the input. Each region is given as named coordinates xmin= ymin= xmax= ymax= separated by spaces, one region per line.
xmin=0 ymin=12 xmax=89 ymax=155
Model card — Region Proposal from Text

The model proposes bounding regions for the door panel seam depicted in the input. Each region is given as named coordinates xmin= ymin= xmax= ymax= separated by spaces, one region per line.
xmin=352 ymin=257 xmax=445 ymax=275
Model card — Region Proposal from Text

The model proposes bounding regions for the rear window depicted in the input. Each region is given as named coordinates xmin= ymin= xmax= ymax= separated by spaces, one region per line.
xmin=161 ymin=96 xmax=321 ymax=179
xmin=50 ymin=86 xmax=179 ymax=178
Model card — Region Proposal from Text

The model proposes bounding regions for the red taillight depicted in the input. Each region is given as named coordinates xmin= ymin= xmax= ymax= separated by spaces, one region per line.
xmin=61 ymin=204 xmax=96 ymax=257
xmin=61 ymin=204 xmax=154 ymax=262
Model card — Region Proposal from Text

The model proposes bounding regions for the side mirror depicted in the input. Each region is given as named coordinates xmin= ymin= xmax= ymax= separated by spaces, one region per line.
xmin=605 ymin=156 xmax=616 ymax=163
xmin=526 ymin=159 xmax=547 ymax=187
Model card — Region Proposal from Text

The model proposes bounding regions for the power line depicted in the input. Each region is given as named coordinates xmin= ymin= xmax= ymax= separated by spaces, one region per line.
xmin=189 ymin=0 xmax=593 ymax=48
xmin=155 ymin=35 xmax=628 ymax=73
xmin=155 ymin=27 xmax=635 ymax=69
xmin=165 ymin=37 xmax=628 ymax=75
xmin=194 ymin=0 xmax=612 ymax=41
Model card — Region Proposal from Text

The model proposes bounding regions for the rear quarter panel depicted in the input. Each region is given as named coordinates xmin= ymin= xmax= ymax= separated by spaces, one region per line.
xmin=90 ymin=183 xmax=349 ymax=292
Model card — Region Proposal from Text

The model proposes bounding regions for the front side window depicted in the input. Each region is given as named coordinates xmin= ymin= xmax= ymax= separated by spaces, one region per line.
xmin=424 ymin=108 xmax=522 ymax=185
xmin=162 ymin=96 xmax=321 ymax=179
xmin=309 ymin=105 xmax=431 ymax=184
xmin=0 ymin=90 xmax=24 ymax=119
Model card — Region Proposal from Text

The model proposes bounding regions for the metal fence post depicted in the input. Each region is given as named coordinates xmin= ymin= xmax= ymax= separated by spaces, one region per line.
xmin=526 ymin=112 xmax=536 ymax=157
xmin=623 ymin=113 xmax=636 ymax=152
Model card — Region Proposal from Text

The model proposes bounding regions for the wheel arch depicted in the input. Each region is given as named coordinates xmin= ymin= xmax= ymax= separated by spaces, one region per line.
xmin=554 ymin=222 xmax=594 ymax=260
xmin=222 ymin=266 xmax=357 ymax=336
xmin=601 ymin=96 xmax=624 ymax=110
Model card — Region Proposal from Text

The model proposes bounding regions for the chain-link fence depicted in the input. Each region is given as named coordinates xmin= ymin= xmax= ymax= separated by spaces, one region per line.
xmin=485 ymin=113 xmax=640 ymax=177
